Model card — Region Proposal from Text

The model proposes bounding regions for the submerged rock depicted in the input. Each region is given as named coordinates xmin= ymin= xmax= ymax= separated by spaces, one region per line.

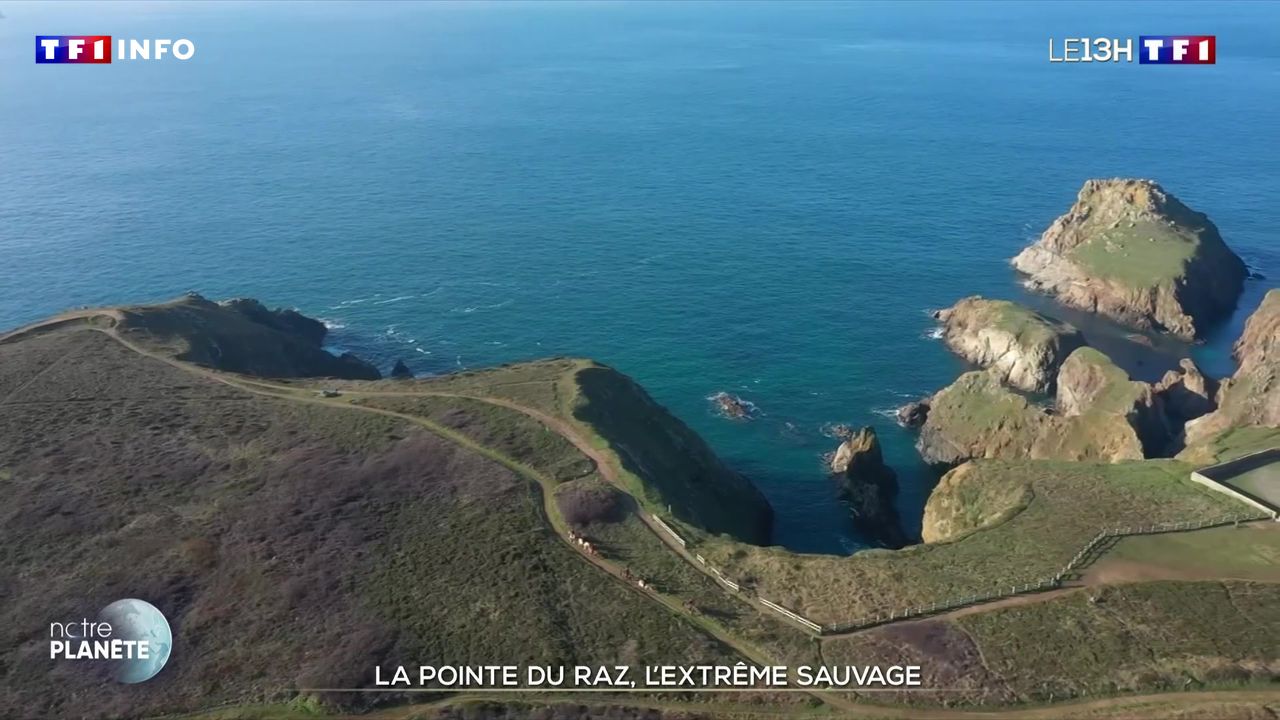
xmin=1012 ymin=179 xmax=1246 ymax=339
xmin=829 ymin=426 xmax=907 ymax=548
xmin=709 ymin=391 xmax=755 ymax=420
xmin=934 ymin=296 xmax=1085 ymax=393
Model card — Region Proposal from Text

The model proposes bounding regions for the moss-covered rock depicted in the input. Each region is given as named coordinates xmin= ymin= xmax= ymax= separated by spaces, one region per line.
xmin=1013 ymin=179 xmax=1246 ymax=339
xmin=934 ymin=296 xmax=1085 ymax=393
xmin=921 ymin=461 xmax=1034 ymax=544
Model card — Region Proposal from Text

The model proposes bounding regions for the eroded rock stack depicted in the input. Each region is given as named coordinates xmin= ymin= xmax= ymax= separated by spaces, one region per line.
xmin=829 ymin=426 xmax=907 ymax=548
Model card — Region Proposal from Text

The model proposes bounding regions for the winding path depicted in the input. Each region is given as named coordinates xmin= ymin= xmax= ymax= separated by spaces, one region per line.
xmin=7 ymin=312 xmax=1278 ymax=718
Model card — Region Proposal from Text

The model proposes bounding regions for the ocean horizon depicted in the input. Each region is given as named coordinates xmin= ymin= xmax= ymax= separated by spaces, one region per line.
xmin=2 ymin=1 xmax=1277 ymax=553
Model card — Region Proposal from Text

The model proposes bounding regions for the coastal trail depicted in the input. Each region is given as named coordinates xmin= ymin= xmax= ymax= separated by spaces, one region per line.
xmin=10 ymin=311 xmax=1278 ymax=718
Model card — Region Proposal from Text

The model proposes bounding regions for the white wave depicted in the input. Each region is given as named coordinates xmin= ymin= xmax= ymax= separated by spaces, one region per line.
xmin=452 ymin=299 xmax=514 ymax=314
xmin=922 ymin=327 xmax=944 ymax=340
xmin=331 ymin=297 xmax=372 ymax=308
xmin=318 ymin=318 xmax=346 ymax=330
xmin=373 ymin=295 xmax=415 ymax=305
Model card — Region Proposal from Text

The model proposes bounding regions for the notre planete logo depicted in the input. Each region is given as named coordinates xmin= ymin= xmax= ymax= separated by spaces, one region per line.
xmin=50 ymin=599 xmax=173 ymax=684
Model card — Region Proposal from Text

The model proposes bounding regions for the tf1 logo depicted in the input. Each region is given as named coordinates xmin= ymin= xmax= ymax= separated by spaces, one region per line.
xmin=1047 ymin=35 xmax=1216 ymax=64
xmin=36 ymin=36 xmax=196 ymax=64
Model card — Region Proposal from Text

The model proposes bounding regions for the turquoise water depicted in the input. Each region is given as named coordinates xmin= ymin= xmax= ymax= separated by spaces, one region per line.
xmin=2 ymin=2 xmax=1277 ymax=553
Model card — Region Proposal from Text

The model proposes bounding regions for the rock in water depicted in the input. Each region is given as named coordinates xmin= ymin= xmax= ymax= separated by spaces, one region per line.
xmin=709 ymin=391 xmax=754 ymax=420
xmin=830 ymin=427 xmax=907 ymax=548
xmin=1012 ymin=179 xmax=1246 ymax=339
xmin=390 ymin=359 xmax=414 ymax=379
xmin=1185 ymin=289 xmax=1280 ymax=444
xmin=895 ymin=400 xmax=930 ymax=428
xmin=934 ymin=296 xmax=1085 ymax=393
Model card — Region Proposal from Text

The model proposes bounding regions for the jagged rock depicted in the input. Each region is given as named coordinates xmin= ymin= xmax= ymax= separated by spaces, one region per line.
xmin=1054 ymin=347 xmax=1173 ymax=455
xmin=220 ymin=298 xmax=328 ymax=346
xmin=915 ymin=346 xmax=1189 ymax=467
xmin=934 ymin=297 xmax=1085 ymax=393
xmin=117 ymin=294 xmax=381 ymax=380
xmin=1153 ymin=358 xmax=1217 ymax=425
xmin=895 ymin=400 xmax=930 ymax=428
xmin=1012 ymin=179 xmax=1246 ymax=339
xmin=829 ymin=427 xmax=907 ymax=548
xmin=390 ymin=359 xmax=414 ymax=379
xmin=1185 ymin=290 xmax=1280 ymax=444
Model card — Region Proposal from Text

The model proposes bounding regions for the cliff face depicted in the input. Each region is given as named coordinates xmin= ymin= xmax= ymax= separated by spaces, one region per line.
xmin=935 ymin=297 xmax=1085 ymax=393
xmin=117 ymin=293 xmax=381 ymax=380
xmin=915 ymin=342 xmax=1217 ymax=467
xmin=829 ymin=427 xmax=907 ymax=548
xmin=572 ymin=363 xmax=773 ymax=544
xmin=1012 ymin=179 xmax=1246 ymax=339
xmin=1185 ymin=290 xmax=1280 ymax=444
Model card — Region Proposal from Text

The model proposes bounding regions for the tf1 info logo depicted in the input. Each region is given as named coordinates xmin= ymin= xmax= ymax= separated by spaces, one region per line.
xmin=36 ymin=35 xmax=195 ymax=64
xmin=1048 ymin=36 xmax=1216 ymax=64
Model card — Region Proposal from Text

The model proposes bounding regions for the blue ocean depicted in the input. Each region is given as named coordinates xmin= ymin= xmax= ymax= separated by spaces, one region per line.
xmin=2 ymin=2 xmax=1277 ymax=553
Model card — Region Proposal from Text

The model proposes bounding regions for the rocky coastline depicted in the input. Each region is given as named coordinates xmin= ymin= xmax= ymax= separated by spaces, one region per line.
xmin=934 ymin=296 xmax=1084 ymax=393
xmin=1011 ymin=179 xmax=1246 ymax=339
xmin=904 ymin=178 xmax=1275 ymax=549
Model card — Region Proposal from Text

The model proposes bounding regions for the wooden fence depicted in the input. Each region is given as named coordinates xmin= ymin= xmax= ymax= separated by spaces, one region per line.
xmin=821 ymin=512 xmax=1268 ymax=635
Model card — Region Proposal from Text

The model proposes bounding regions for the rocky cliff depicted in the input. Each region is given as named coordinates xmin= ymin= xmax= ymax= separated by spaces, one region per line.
xmin=1012 ymin=179 xmax=1246 ymax=339
xmin=829 ymin=427 xmax=907 ymax=548
xmin=572 ymin=363 xmax=773 ymax=544
xmin=117 ymin=293 xmax=381 ymax=380
xmin=1185 ymin=289 xmax=1280 ymax=444
xmin=934 ymin=296 xmax=1085 ymax=393
xmin=915 ymin=345 xmax=1217 ymax=467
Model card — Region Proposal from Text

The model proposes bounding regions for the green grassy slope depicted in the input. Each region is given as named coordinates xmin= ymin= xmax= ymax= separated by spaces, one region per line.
xmin=696 ymin=459 xmax=1251 ymax=624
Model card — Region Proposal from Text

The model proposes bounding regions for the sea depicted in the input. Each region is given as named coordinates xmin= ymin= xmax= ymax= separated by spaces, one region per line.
xmin=2 ymin=1 xmax=1277 ymax=554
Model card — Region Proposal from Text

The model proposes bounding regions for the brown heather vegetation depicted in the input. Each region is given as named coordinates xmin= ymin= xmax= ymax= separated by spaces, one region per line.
xmin=0 ymin=329 xmax=739 ymax=719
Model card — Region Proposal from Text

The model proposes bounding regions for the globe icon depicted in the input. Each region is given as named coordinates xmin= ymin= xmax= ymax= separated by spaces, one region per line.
xmin=98 ymin=599 xmax=172 ymax=684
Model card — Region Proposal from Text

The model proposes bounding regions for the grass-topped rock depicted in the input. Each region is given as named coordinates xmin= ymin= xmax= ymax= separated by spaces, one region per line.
xmin=1013 ymin=179 xmax=1246 ymax=339
xmin=935 ymin=296 xmax=1085 ymax=393
xmin=917 ymin=345 xmax=1224 ymax=467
